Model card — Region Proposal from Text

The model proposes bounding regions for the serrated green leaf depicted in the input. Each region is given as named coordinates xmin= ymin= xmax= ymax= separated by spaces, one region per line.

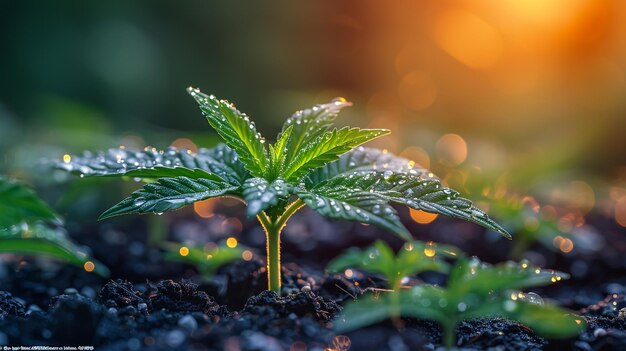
xmin=282 ymin=127 xmax=390 ymax=182
xmin=304 ymin=147 xmax=509 ymax=238
xmin=281 ymin=98 xmax=352 ymax=169
xmin=306 ymin=146 xmax=429 ymax=188
xmin=268 ymin=125 xmax=293 ymax=178
xmin=0 ymin=177 xmax=58 ymax=229
xmin=188 ymin=87 xmax=269 ymax=177
xmin=328 ymin=240 xmax=460 ymax=289
xmin=100 ymin=177 xmax=238 ymax=219
xmin=242 ymin=178 xmax=291 ymax=218
xmin=0 ymin=222 xmax=109 ymax=277
xmin=296 ymin=186 xmax=410 ymax=241
xmin=56 ymin=146 xmax=234 ymax=183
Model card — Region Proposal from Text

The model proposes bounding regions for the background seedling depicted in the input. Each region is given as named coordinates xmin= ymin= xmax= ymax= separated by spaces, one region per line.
xmin=58 ymin=87 xmax=509 ymax=294
xmin=336 ymin=257 xmax=585 ymax=350
xmin=327 ymin=240 xmax=460 ymax=291
xmin=0 ymin=176 xmax=108 ymax=276
xmin=163 ymin=241 xmax=250 ymax=279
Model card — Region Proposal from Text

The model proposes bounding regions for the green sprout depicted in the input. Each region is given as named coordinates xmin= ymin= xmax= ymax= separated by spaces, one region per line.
xmin=57 ymin=87 xmax=509 ymax=294
xmin=0 ymin=176 xmax=108 ymax=276
xmin=328 ymin=240 xmax=460 ymax=292
xmin=163 ymin=241 xmax=249 ymax=279
xmin=336 ymin=257 xmax=585 ymax=350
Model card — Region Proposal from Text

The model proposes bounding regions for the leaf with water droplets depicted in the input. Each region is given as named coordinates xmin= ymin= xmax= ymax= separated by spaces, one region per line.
xmin=281 ymin=98 xmax=352 ymax=171
xmin=188 ymin=88 xmax=269 ymax=177
xmin=282 ymin=127 xmax=390 ymax=182
xmin=268 ymin=125 xmax=293 ymax=177
xmin=100 ymin=177 xmax=238 ymax=219
xmin=296 ymin=185 xmax=410 ymax=241
xmin=242 ymin=178 xmax=291 ymax=218
xmin=327 ymin=240 xmax=459 ymax=289
xmin=0 ymin=222 xmax=109 ymax=277
xmin=306 ymin=147 xmax=428 ymax=188
xmin=0 ymin=177 xmax=58 ymax=229
xmin=55 ymin=145 xmax=238 ymax=184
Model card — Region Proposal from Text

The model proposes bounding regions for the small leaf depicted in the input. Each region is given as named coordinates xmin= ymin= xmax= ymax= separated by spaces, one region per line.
xmin=57 ymin=146 xmax=227 ymax=183
xmin=281 ymin=98 xmax=352 ymax=169
xmin=242 ymin=178 xmax=291 ymax=218
xmin=100 ymin=177 xmax=238 ymax=219
xmin=0 ymin=222 xmax=109 ymax=277
xmin=268 ymin=125 xmax=293 ymax=178
xmin=188 ymin=88 xmax=269 ymax=177
xmin=0 ymin=177 xmax=58 ymax=229
xmin=163 ymin=242 xmax=246 ymax=278
xmin=282 ymin=127 xmax=390 ymax=182
xmin=297 ymin=186 xmax=410 ymax=241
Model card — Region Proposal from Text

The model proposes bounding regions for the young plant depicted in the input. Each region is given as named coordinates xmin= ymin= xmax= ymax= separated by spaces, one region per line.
xmin=327 ymin=240 xmax=460 ymax=292
xmin=163 ymin=241 xmax=248 ymax=279
xmin=0 ymin=176 xmax=108 ymax=276
xmin=57 ymin=87 xmax=509 ymax=294
xmin=335 ymin=258 xmax=585 ymax=350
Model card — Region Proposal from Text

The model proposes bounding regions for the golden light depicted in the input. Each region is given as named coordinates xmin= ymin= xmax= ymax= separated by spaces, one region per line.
xmin=397 ymin=70 xmax=438 ymax=111
xmin=424 ymin=242 xmax=436 ymax=257
xmin=436 ymin=134 xmax=468 ymax=166
xmin=179 ymin=246 xmax=190 ymax=256
xmin=83 ymin=261 xmax=95 ymax=272
xmin=170 ymin=138 xmax=198 ymax=153
xmin=616 ymin=197 xmax=626 ymax=227
xmin=226 ymin=237 xmax=238 ymax=249
xmin=559 ymin=238 xmax=574 ymax=253
xmin=193 ymin=199 xmax=216 ymax=219
xmin=410 ymin=209 xmax=438 ymax=224
xmin=63 ymin=154 xmax=72 ymax=164
xmin=399 ymin=146 xmax=431 ymax=169
xmin=432 ymin=9 xmax=503 ymax=69
xmin=242 ymin=250 xmax=253 ymax=261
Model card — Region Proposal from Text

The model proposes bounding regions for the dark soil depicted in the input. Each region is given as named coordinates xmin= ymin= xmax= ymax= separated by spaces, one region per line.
xmin=1 ymin=211 xmax=625 ymax=350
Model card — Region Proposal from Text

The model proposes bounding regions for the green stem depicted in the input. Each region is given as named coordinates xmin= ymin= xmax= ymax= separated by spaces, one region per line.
xmin=256 ymin=199 xmax=305 ymax=295
xmin=442 ymin=320 xmax=456 ymax=350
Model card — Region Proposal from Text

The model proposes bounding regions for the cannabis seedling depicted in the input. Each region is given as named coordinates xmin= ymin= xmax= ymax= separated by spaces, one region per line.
xmin=336 ymin=258 xmax=585 ymax=349
xmin=0 ymin=176 xmax=108 ymax=276
xmin=58 ymin=87 xmax=509 ymax=294
xmin=163 ymin=241 xmax=248 ymax=279
xmin=328 ymin=240 xmax=460 ymax=292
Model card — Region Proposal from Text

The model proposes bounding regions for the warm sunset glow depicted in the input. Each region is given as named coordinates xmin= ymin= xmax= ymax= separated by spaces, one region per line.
xmin=193 ymin=199 xmax=216 ymax=219
xmin=170 ymin=138 xmax=198 ymax=153
xmin=400 ymin=147 xmax=431 ymax=169
xmin=398 ymin=70 xmax=438 ymax=111
xmin=432 ymin=9 xmax=503 ymax=69
xmin=436 ymin=134 xmax=468 ymax=166
xmin=410 ymin=209 xmax=438 ymax=224
xmin=616 ymin=197 xmax=626 ymax=227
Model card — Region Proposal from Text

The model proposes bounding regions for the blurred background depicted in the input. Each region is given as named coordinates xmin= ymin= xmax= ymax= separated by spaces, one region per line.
xmin=1 ymin=1 xmax=625 ymax=267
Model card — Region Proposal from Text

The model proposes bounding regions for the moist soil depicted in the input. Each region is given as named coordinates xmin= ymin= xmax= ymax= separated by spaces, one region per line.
xmin=0 ymin=210 xmax=625 ymax=350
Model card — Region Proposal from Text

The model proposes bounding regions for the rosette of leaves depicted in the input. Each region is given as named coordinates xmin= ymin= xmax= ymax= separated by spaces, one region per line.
xmin=0 ymin=176 xmax=108 ymax=276
xmin=335 ymin=258 xmax=585 ymax=349
xmin=327 ymin=240 xmax=461 ymax=291
xmin=57 ymin=87 xmax=508 ymax=293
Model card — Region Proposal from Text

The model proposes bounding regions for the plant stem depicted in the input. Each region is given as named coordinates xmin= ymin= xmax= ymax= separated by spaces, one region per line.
xmin=442 ymin=320 xmax=456 ymax=350
xmin=256 ymin=199 xmax=305 ymax=295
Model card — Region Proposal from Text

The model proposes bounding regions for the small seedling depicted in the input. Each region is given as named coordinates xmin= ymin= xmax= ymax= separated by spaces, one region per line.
xmin=58 ymin=87 xmax=509 ymax=294
xmin=336 ymin=257 xmax=585 ymax=349
xmin=0 ymin=176 xmax=108 ymax=276
xmin=163 ymin=241 xmax=249 ymax=278
xmin=327 ymin=240 xmax=460 ymax=291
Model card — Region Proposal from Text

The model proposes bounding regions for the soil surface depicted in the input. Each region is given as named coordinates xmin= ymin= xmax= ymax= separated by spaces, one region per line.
xmin=1 ymin=210 xmax=625 ymax=350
